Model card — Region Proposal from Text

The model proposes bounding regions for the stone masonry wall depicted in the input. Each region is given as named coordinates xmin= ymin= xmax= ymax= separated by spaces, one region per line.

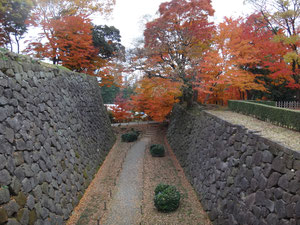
xmin=0 ymin=51 xmax=115 ymax=225
xmin=167 ymin=104 xmax=300 ymax=225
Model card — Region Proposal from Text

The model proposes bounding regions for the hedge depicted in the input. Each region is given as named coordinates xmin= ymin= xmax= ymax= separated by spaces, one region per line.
xmin=228 ymin=100 xmax=300 ymax=131
xmin=246 ymin=100 xmax=276 ymax=107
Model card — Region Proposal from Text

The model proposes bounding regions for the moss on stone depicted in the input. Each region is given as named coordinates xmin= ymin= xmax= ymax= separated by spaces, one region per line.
xmin=0 ymin=207 xmax=8 ymax=224
xmin=83 ymin=169 xmax=88 ymax=179
xmin=14 ymin=192 xmax=26 ymax=208
xmin=29 ymin=210 xmax=37 ymax=225
xmin=86 ymin=164 xmax=91 ymax=171
xmin=78 ymin=192 xmax=83 ymax=201
xmin=41 ymin=182 xmax=49 ymax=195
xmin=75 ymin=151 xmax=80 ymax=159
xmin=16 ymin=208 xmax=26 ymax=223
xmin=74 ymin=165 xmax=79 ymax=173
xmin=61 ymin=160 xmax=66 ymax=170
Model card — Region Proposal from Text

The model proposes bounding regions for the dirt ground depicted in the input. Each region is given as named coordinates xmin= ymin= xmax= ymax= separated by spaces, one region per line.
xmin=67 ymin=124 xmax=211 ymax=225
xmin=141 ymin=124 xmax=211 ymax=225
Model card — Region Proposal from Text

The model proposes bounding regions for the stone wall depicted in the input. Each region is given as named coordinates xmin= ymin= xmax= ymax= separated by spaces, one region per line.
xmin=0 ymin=51 xmax=115 ymax=225
xmin=167 ymin=104 xmax=300 ymax=225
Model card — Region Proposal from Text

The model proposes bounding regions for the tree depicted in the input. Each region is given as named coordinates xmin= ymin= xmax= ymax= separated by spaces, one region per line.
xmin=26 ymin=15 xmax=99 ymax=74
xmin=92 ymin=25 xmax=126 ymax=87
xmin=241 ymin=13 xmax=298 ymax=101
xmin=25 ymin=0 xmax=116 ymax=64
xmin=131 ymin=77 xmax=182 ymax=122
xmin=92 ymin=25 xmax=125 ymax=59
xmin=0 ymin=0 xmax=33 ymax=52
xmin=142 ymin=0 xmax=215 ymax=107
xmin=245 ymin=0 xmax=300 ymax=99
xmin=101 ymin=84 xmax=120 ymax=104
xmin=110 ymin=93 xmax=133 ymax=123
xmin=198 ymin=17 xmax=266 ymax=104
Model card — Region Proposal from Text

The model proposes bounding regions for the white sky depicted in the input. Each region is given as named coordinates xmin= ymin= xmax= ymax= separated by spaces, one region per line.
xmin=94 ymin=0 xmax=253 ymax=49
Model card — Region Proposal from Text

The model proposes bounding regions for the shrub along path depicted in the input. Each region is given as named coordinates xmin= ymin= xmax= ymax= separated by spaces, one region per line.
xmin=67 ymin=124 xmax=211 ymax=225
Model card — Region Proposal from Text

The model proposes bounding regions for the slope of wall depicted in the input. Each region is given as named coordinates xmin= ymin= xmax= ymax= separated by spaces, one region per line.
xmin=0 ymin=51 xmax=115 ymax=225
xmin=167 ymin=104 xmax=300 ymax=225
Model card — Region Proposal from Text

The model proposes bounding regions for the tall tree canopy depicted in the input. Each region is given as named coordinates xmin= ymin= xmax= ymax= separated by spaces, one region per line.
xmin=198 ymin=16 xmax=267 ymax=104
xmin=0 ymin=0 xmax=33 ymax=52
xmin=26 ymin=15 xmax=98 ymax=73
xmin=92 ymin=25 xmax=125 ymax=59
xmin=24 ymin=0 xmax=118 ymax=77
xmin=142 ymin=0 xmax=215 ymax=107
xmin=246 ymin=0 xmax=300 ymax=99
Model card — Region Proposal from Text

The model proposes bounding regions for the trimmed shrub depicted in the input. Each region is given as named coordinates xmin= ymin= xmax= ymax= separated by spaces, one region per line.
xmin=228 ymin=100 xmax=300 ymax=131
xmin=150 ymin=144 xmax=165 ymax=157
xmin=154 ymin=184 xmax=181 ymax=212
xmin=154 ymin=183 xmax=170 ymax=195
xmin=121 ymin=129 xmax=140 ymax=142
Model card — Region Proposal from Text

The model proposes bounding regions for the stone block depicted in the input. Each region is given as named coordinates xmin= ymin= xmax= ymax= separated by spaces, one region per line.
xmin=286 ymin=203 xmax=295 ymax=218
xmin=15 ymin=139 xmax=26 ymax=151
xmin=26 ymin=194 xmax=35 ymax=210
xmin=275 ymin=199 xmax=287 ymax=219
xmin=14 ymin=152 xmax=24 ymax=166
xmin=14 ymin=192 xmax=27 ymax=208
xmin=0 ymin=187 xmax=10 ymax=204
xmin=272 ymin=156 xmax=286 ymax=173
xmin=278 ymin=174 xmax=290 ymax=191
xmin=255 ymin=191 xmax=266 ymax=206
xmin=267 ymin=172 xmax=281 ymax=188
xmin=266 ymin=213 xmax=279 ymax=224
xmin=0 ymin=169 xmax=11 ymax=186
xmin=29 ymin=210 xmax=37 ymax=225
xmin=294 ymin=160 xmax=300 ymax=170
xmin=296 ymin=201 xmax=300 ymax=218
xmin=5 ymin=199 xmax=20 ymax=217
xmin=17 ymin=208 xmax=29 ymax=225
xmin=7 ymin=219 xmax=21 ymax=225
xmin=22 ymin=178 xmax=32 ymax=193
xmin=5 ymin=127 xmax=14 ymax=143
xmin=262 ymin=150 xmax=274 ymax=163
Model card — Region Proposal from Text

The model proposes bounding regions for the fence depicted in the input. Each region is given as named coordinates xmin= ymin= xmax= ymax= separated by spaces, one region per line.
xmin=276 ymin=101 xmax=300 ymax=110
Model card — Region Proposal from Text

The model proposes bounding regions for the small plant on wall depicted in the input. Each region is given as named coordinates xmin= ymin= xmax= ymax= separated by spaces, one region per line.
xmin=154 ymin=183 xmax=181 ymax=212
xmin=150 ymin=144 xmax=165 ymax=157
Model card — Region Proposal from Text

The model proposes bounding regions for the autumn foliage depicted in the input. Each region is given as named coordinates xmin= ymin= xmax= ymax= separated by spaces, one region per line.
xmin=26 ymin=15 xmax=99 ymax=74
xmin=110 ymin=94 xmax=133 ymax=123
xmin=1 ymin=0 xmax=300 ymax=122
xmin=142 ymin=0 xmax=215 ymax=107
xmin=197 ymin=16 xmax=267 ymax=104
xmin=131 ymin=77 xmax=182 ymax=122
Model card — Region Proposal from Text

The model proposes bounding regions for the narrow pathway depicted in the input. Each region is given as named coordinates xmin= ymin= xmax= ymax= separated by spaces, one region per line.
xmin=102 ymin=137 xmax=150 ymax=225
xmin=68 ymin=124 xmax=211 ymax=225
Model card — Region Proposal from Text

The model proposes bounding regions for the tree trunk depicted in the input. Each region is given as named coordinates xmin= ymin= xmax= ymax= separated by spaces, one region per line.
xmin=14 ymin=34 xmax=20 ymax=54
xmin=182 ymin=83 xmax=193 ymax=108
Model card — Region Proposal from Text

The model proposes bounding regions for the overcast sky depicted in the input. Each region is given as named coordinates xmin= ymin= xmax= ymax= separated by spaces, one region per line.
xmin=94 ymin=0 xmax=253 ymax=49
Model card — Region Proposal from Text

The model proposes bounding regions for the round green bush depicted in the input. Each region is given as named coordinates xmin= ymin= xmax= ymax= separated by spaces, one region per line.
xmin=150 ymin=144 xmax=165 ymax=157
xmin=121 ymin=130 xmax=140 ymax=142
xmin=154 ymin=183 xmax=170 ymax=195
xmin=154 ymin=184 xmax=181 ymax=212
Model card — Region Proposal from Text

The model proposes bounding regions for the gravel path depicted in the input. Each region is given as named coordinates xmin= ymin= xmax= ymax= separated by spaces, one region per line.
xmin=207 ymin=110 xmax=300 ymax=151
xmin=102 ymin=137 xmax=150 ymax=225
